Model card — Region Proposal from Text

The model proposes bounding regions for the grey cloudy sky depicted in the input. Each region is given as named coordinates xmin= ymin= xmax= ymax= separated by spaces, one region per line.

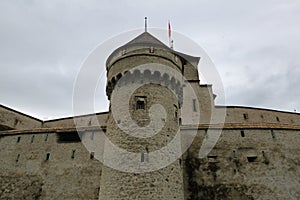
xmin=0 ymin=0 xmax=299 ymax=119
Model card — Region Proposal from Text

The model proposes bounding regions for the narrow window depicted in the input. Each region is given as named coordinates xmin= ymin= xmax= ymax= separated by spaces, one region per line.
xmin=90 ymin=132 xmax=94 ymax=140
xmin=141 ymin=152 xmax=145 ymax=162
xmin=241 ymin=130 xmax=245 ymax=137
xmin=208 ymin=155 xmax=218 ymax=159
xmin=16 ymin=154 xmax=20 ymax=162
xmin=271 ymin=130 xmax=276 ymax=139
xmin=247 ymin=156 xmax=257 ymax=162
xmin=174 ymin=104 xmax=178 ymax=118
xmin=192 ymin=99 xmax=197 ymax=112
xmin=261 ymin=151 xmax=269 ymax=164
xmin=88 ymin=120 xmax=92 ymax=126
xmin=243 ymin=113 xmax=248 ymax=119
xmin=276 ymin=117 xmax=280 ymax=122
xmin=45 ymin=153 xmax=50 ymax=161
xmin=232 ymin=150 xmax=237 ymax=159
xmin=141 ymin=148 xmax=149 ymax=163
xmin=136 ymin=97 xmax=146 ymax=110
xmin=45 ymin=134 xmax=49 ymax=142
xmin=14 ymin=119 xmax=19 ymax=126
xmin=31 ymin=135 xmax=35 ymax=143
xmin=207 ymin=155 xmax=217 ymax=162
xmin=179 ymin=118 xmax=182 ymax=125
xmin=205 ymin=129 xmax=208 ymax=139
xmin=71 ymin=150 xmax=76 ymax=159
xmin=16 ymin=136 xmax=21 ymax=143
xmin=90 ymin=152 xmax=95 ymax=159
xmin=149 ymin=47 xmax=154 ymax=53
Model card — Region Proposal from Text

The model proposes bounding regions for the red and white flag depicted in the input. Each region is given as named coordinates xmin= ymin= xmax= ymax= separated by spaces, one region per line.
xmin=168 ymin=21 xmax=171 ymax=38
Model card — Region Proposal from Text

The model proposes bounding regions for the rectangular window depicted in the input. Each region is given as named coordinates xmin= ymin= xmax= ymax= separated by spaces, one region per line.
xmin=241 ymin=130 xmax=245 ymax=137
xmin=174 ymin=104 xmax=178 ymax=118
xmin=71 ymin=150 xmax=76 ymax=159
xmin=141 ymin=152 xmax=148 ymax=162
xmin=31 ymin=135 xmax=35 ymax=143
xmin=57 ymin=132 xmax=81 ymax=143
xmin=192 ymin=99 xmax=197 ymax=112
xmin=207 ymin=155 xmax=217 ymax=162
xmin=45 ymin=134 xmax=49 ymax=142
xmin=16 ymin=136 xmax=21 ymax=143
xmin=141 ymin=152 xmax=144 ymax=162
xmin=90 ymin=132 xmax=94 ymax=140
xmin=243 ymin=113 xmax=248 ymax=119
xmin=232 ymin=150 xmax=237 ymax=159
xmin=90 ymin=152 xmax=95 ymax=159
xmin=136 ymin=96 xmax=146 ymax=110
xmin=271 ymin=130 xmax=276 ymax=139
xmin=16 ymin=154 xmax=20 ymax=162
xmin=45 ymin=153 xmax=50 ymax=161
xmin=247 ymin=156 xmax=257 ymax=162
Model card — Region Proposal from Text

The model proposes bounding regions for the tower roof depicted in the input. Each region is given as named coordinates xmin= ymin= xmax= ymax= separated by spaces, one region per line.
xmin=106 ymin=31 xmax=200 ymax=68
xmin=122 ymin=31 xmax=171 ymax=50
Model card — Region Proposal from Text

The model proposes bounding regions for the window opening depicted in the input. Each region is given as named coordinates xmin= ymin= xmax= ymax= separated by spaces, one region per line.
xmin=141 ymin=152 xmax=145 ymax=162
xmin=31 ymin=135 xmax=35 ymax=143
xmin=271 ymin=130 xmax=276 ymax=139
xmin=90 ymin=152 xmax=95 ymax=159
xmin=232 ymin=150 xmax=237 ymax=159
xmin=45 ymin=153 xmax=50 ymax=161
xmin=71 ymin=150 xmax=76 ymax=159
xmin=192 ymin=99 xmax=197 ymax=112
xmin=16 ymin=154 xmax=20 ymax=162
xmin=247 ymin=156 xmax=257 ymax=162
xmin=14 ymin=119 xmax=18 ymax=126
xmin=136 ymin=97 xmax=146 ymax=110
xmin=16 ymin=136 xmax=21 ymax=143
xmin=174 ymin=104 xmax=178 ymax=118
xmin=90 ymin=132 xmax=94 ymax=140
xmin=241 ymin=130 xmax=245 ymax=137
xmin=207 ymin=155 xmax=218 ymax=162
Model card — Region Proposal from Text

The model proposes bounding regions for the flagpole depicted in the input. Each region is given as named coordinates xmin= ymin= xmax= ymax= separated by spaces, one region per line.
xmin=145 ymin=17 xmax=147 ymax=32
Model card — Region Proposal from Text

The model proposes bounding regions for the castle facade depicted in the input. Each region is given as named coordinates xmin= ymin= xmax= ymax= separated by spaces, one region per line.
xmin=0 ymin=31 xmax=300 ymax=200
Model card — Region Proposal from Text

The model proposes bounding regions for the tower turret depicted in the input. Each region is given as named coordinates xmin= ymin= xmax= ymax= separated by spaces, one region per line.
xmin=99 ymin=31 xmax=198 ymax=199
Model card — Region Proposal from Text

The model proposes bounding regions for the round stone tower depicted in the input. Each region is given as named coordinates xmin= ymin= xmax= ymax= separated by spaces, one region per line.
xmin=99 ymin=31 xmax=187 ymax=199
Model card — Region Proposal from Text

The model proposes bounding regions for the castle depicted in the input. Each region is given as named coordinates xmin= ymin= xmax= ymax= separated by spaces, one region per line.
xmin=0 ymin=29 xmax=300 ymax=200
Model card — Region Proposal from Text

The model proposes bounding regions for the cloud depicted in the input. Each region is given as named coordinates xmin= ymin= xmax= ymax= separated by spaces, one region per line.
xmin=0 ymin=0 xmax=299 ymax=119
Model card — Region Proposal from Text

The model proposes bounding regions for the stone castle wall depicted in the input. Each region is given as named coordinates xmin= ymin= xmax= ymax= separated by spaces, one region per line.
xmin=42 ymin=113 xmax=108 ymax=129
xmin=221 ymin=106 xmax=300 ymax=125
xmin=0 ymin=130 xmax=102 ymax=199
xmin=183 ymin=127 xmax=300 ymax=200
xmin=0 ymin=105 xmax=42 ymax=131
xmin=1 ymin=126 xmax=299 ymax=199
